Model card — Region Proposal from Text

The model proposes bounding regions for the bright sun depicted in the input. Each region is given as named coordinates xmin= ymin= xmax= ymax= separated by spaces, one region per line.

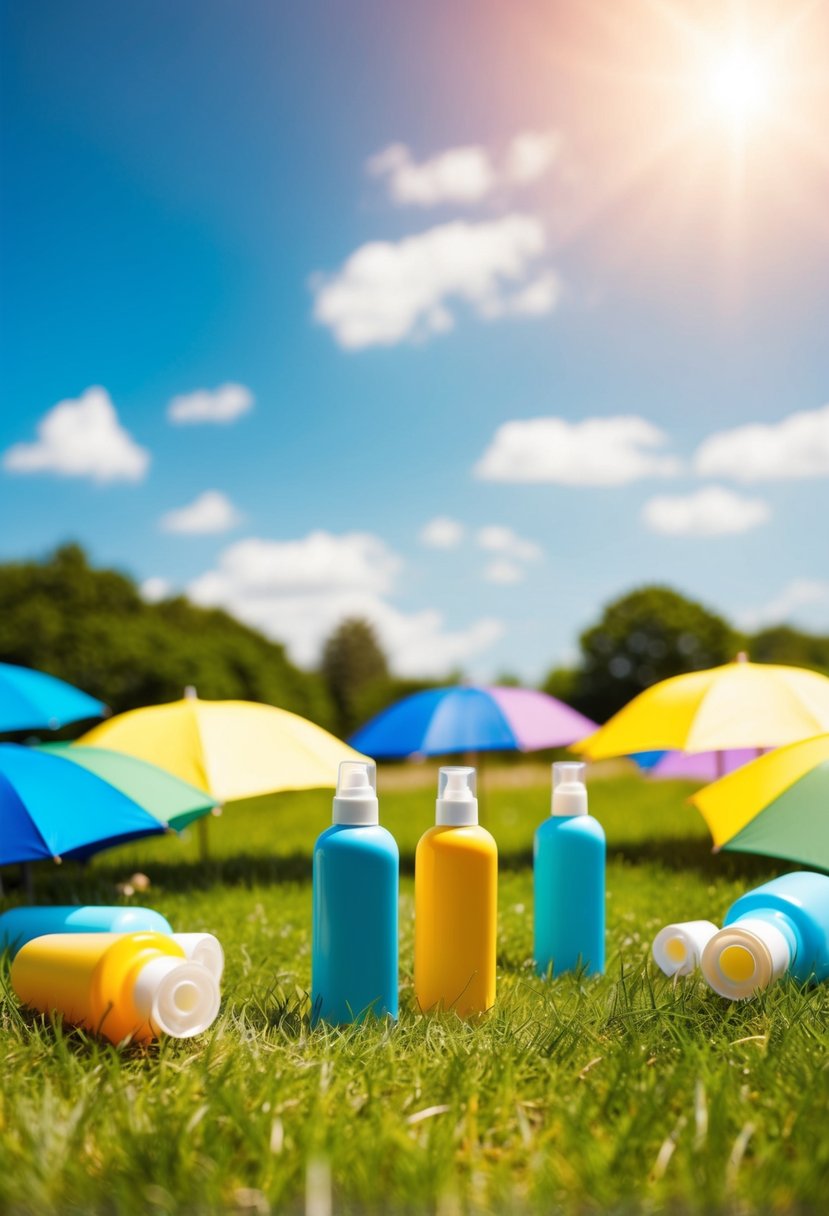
xmin=706 ymin=47 xmax=777 ymax=126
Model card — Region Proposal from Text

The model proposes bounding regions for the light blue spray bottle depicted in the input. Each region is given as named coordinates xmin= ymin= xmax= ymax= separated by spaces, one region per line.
xmin=0 ymin=905 xmax=224 ymax=981
xmin=700 ymin=871 xmax=829 ymax=1000
xmin=311 ymin=760 xmax=398 ymax=1025
xmin=534 ymin=761 xmax=605 ymax=977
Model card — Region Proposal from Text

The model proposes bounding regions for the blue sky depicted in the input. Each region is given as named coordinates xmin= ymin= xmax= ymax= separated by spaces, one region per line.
xmin=2 ymin=0 xmax=828 ymax=680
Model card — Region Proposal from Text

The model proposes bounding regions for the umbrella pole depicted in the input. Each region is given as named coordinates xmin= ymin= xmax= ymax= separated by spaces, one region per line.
xmin=197 ymin=816 xmax=210 ymax=862
xmin=715 ymin=750 xmax=725 ymax=779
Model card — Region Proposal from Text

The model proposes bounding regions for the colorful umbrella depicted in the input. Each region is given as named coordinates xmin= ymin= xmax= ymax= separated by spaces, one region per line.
xmin=78 ymin=689 xmax=367 ymax=803
xmin=349 ymin=686 xmax=597 ymax=758
xmin=0 ymin=662 xmax=106 ymax=733
xmin=38 ymin=743 xmax=218 ymax=831
xmin=691 ymin=733 xmax=829 ymax=869
xmin=575 ymin=656 xmax=829 ymax=760
xmin=633 ymin=748 xmax=759 ymax=781
xmin=0 ymin=743 xmax=165 ymax=866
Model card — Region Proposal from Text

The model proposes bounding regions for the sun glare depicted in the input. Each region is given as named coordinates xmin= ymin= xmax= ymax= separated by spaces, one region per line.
xmin=707 ymin=47 xmax=776 ymax=126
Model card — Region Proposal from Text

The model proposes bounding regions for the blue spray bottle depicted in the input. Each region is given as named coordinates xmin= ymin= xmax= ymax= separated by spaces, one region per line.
xmin=311 ymin=760 xmax=398 ymax=1025
xmin=701 ymin=871 xmax=829 ymax=1000
xmin=534 ymin=761 xmax=605 ymax=977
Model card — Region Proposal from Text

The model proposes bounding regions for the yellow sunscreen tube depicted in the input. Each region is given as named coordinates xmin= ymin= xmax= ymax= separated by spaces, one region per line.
xmin=10 ymin=931 xmax=220 ymax=1045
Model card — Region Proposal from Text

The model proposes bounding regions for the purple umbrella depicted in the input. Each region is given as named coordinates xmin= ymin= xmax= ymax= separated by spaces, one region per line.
xmin=350 ymin=685 xmax=597 ymax=758
xmin=641 ymin=748 xmax=760 ymax=781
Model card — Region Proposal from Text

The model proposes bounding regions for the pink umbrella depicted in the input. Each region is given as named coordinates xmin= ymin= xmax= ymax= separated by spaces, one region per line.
xmin=645 ymin=748 xmax=760 ymax=781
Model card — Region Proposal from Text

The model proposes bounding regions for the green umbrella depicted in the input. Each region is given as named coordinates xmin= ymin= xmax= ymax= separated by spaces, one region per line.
xmin=38 ymin=743 xmax=219 ymax=831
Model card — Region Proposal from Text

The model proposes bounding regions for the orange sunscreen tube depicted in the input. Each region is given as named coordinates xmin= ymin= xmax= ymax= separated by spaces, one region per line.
xmin=10 ymin=931 xmax=220 ymax=1044
xmin=414 ymin=767 xmax=497 ymax=1016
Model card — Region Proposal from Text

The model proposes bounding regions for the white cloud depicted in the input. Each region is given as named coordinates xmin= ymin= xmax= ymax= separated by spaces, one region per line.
xmin=738 ymin=579 xmax=829 ymax=631
xmin=419 ymin=517 xmax=466 ymax=549
xmin=694 ymin=404 xmax=829 ymax=482
xmin=3 ymin=387 xmax=150 ymax=483
xmin=504 ymin=131 xmax=560 ymax=184
xmin=141 ymin=577 xmax=171 ymax=603
xmin=483 ymin=559 xmax=525 ymax=585
xmin=475 ymin=415 xmax=680 ymax=485
xmin=167 ymin=383 xmax=253 ymax=425
xmin=476 ymin=525 xmax=542 ymax=562
xmin=187 ymin=531 xmax=503 ymax=677
xmin=160 ymin=490 xmax=243 ymax=536
xmin=642 ymin=486 xmax=771 ymax=537
xmin=312 ymin=215 xmax=557 ymax=349
xmin=367 ymin=131 xmax=560 ymax=207
xmin=367 ymin=143 xmax=496 ymax=206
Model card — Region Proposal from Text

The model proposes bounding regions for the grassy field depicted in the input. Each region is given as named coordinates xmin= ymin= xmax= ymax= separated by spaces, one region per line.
xmin=1 ymin=770 xmax=827 ymax=1215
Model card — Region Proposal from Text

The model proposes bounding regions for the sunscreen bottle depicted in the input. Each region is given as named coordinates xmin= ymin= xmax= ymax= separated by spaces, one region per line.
xmin=10 ymin=931 xmax=220 ymax=1044
xmin=0 ymin=907 xmax=224 ymax=981
xmin=414 ymin=767 xmax=497 ymax=1016
xmin=701 ymin=871 xmax=829 ymax=1000
xmin=534 ymin=762 xmax=605 ymax=977
xmin=652 ymin=920 xmax=719 ymax=976
xmin=311 ymin=761 xmax=398 ymax=1025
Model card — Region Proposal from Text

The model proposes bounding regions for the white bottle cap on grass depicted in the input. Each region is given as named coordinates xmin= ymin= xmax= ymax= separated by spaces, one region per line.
xmin=333 ymin=761 xmax=379 ymax=826
xmin=652 ymin=920 xmax=719 ymax=976
xmin=171 ymin=933 xmax=225 ymax=983
xmin=552 ymin=762 xmax=588 ymax=816
xmin=701 ymin=917 xmax=791 ymax=1000
xmin=436 ymin=767 xmax=478 ymax=826
xmin=132 ymin=957 xmax=220 ymax=1038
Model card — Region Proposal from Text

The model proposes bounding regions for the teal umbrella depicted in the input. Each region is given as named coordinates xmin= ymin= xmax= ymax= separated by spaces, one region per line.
xmin=0 ymin=662 xmax=106 ymax=732
xmin=39 ymin=743 xmax=219 ymax=831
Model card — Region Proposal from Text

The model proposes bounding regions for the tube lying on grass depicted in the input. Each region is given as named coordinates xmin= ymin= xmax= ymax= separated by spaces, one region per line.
xmin=10 ymin=931 xmax=220 ymax=1044
xmin=652 ymin=920 xmax=719 ymax=976
xmin=0 ymin=907 xmax=224 ymax=982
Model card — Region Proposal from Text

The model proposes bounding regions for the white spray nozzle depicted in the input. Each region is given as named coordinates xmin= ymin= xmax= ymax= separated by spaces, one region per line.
xmin=436 ymin=766 xmax=478 ymax=826
xmin=700 ymin=918 xmax=791 ymax=1001
xmin=552 ymin=761 xmax=587 ymax=816
xmin=333 ymin=760 xmax=379 ymax=825
xmin=652 ymin=920 xmax=719 ymax=976
xmin=132 ymin=957 xmax=220 ymax=1039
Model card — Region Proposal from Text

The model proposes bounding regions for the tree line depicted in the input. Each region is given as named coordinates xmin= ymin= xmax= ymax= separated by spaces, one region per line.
xmin=0 ymin=545 xmax=826 ymax=738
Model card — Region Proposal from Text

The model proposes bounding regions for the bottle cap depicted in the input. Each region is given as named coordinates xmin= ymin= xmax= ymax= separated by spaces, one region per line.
xmin=132 ymin=956 xmax=220 ymax=1038
xmin=333 ymin=761 xmax=379 ymax=826
xmin=436 ymin=767 xmax=478 ymax=826
xmin=171 ymin=933 xmax=225 ymax=983
xmin=701 ymin=917 xmax=791 ymax=1000
xmin=652 ymin=920 xmax=719 ymax=976
xmin=552 ymin=761 xmax=588 ymax=816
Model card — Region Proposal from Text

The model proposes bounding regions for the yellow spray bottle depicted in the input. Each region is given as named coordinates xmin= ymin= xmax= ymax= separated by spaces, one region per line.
xmin=414 ymin=766 xmax=497 ymax=1016
xmin=10 ymin=931 xmax=220 ymax=1045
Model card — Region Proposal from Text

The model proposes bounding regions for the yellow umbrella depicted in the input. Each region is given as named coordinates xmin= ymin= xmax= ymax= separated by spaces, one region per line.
xmin=691 ymin=733 xmax=829 ymax=868
xmin=78 ymin=689 xmax=367 ymax=805
xmin=574 ymin=655 xmax=829 ymax=762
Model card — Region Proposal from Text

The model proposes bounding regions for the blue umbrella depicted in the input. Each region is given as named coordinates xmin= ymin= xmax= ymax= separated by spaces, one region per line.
xmin=350 ymin=685 xmax=597 ymax=758
xmin=0 ymin=743 xmax=165 ymax=866
xmin=0 ymin=662 xmax=106 ymax=733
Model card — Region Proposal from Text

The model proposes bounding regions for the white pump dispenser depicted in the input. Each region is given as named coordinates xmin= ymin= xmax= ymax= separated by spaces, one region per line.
xmin=332 ymin=760 xmax=379 ymax=826
xmin=436 ymin=767 xmax=478 ymax=826
xmin=552 ymin=762 xmax=588 ymax=816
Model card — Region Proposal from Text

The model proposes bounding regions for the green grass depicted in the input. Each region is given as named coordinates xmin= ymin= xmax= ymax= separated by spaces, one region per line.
xmin=1 ymin=772 xmax=827 ymax=1215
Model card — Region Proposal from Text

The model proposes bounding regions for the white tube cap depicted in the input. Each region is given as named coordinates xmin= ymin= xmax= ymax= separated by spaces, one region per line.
xmin=436 ymin=767 xmax=478 ymax=826
xmin=652 ymin=920 xmax=719 ymax=976
xmin=552 ymin=762 xmax=588 ymax=816
xmin=333 ymin=761 xmax=378 ymax=825
xmin=132 ymin=956 xmax=220 ymax=1038
xmin=701 ymin=917 xmax=792 ymax=1000
xmin=171 ymin=933 xmax=225 ymax=983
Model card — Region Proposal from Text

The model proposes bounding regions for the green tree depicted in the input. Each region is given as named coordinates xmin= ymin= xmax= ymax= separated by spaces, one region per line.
xmin=543 ymin=585 xmax=739 ymax=723
xmin=320 ymin=618 xmax=391 ymax=736
xmin=0 ymin=544 xmax=333 ymax=728
xmin=748 ymin=625 xmax=829 ymax=674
